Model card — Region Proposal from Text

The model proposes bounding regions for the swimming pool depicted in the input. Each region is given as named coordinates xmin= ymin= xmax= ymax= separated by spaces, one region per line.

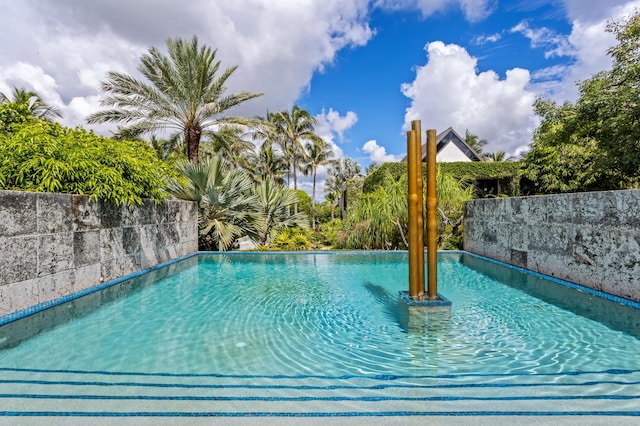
xmin=0 ymin=252 xmax=639 ymax=418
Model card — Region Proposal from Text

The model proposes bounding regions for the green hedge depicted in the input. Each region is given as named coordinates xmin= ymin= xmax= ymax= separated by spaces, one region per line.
xmin=363 ymin=161 xmax=522 ymax=195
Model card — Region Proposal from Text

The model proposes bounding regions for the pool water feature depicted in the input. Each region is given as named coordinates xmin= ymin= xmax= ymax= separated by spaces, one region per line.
xmin=0 ymin=252 xmax=639 ymax=419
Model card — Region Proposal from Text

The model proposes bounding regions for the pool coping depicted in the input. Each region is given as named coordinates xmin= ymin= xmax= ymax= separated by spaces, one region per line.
xmin=1 ymin=249 xmax=638 ymax=328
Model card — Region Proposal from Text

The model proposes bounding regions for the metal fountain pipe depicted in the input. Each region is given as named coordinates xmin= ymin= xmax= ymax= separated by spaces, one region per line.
xmin=411 ymin=120 xmax=425 ymax=289
xmin=407 ymin=126 xmax=424 ymax=299
xmin=426 ymin=128 xmax=438 ymax=299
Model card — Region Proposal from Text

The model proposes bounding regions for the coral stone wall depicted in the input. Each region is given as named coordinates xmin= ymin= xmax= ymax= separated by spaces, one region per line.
xmin=464 ymin=190 xmax=640 ymax=302
xmin=0 ymin=190 xmax=198 ymax=316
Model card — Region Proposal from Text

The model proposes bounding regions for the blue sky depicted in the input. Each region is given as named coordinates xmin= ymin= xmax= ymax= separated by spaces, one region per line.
xmin=0 ymin=0 xmax=636 ymax=196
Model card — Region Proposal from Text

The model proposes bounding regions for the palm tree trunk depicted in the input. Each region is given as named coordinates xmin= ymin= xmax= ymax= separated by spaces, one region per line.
xmin=311 ymin=168 xmax=317 ymax=230
xmin=185 ymin=127 xmax=201 ymax=163
xmin=292 ymin=160 xmax=298 ymax=214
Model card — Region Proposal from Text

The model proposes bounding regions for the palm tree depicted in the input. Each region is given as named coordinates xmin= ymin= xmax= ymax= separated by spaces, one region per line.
xmin=485 ymin=151 xmax=515 ymax=162
xmin=271 ymin=106 xmax=321 ymax=213
xmin=325 ymin=158 xmax=361 ymax=220
xmin=252 ymin=143 xmax=287 ymax=185
xmin=0 ymin=87 xmax=62 ymax=120
xmin=464 ymin=129 xmax=486 ymax=155
xmin=203 ymin=127 xmax=256 ymax=170
xmin=87 ymin=36 xmax=261 ymax=163
xmin=167 ymin=155 xmax=262 ymax=250
xmin=254 ymin=179 xmax=309 ymax=245
xmin=301 ymin=138 xmax=333 ymax=229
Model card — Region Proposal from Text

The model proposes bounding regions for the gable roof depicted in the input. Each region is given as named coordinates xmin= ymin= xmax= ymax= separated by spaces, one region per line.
xmin=401 ymin=127 xmax=483 ymax=162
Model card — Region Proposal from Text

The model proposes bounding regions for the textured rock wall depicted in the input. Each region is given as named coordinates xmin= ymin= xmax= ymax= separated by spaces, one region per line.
xmin=464 ymin=190 xmax=640 ymax=302
xmin=0 ymin=191 xmax=198 ymax=315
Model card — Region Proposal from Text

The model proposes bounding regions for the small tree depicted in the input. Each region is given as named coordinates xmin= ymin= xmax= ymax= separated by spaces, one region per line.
xmin=301 ymin=138 xmax=333 ymax=229
xmin=325 ymin=158 xmax=361 ymax=220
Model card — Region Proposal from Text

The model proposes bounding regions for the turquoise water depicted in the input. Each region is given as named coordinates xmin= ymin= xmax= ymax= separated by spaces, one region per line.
xmin=0 ymin=252 xmax=639 ymax=377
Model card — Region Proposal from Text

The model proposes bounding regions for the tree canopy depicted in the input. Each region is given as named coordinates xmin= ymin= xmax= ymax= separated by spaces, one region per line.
xmin=87 ymin=36 xmax=261 ymax=163
xmin=522 ymin=12 xmax=640 ymax=192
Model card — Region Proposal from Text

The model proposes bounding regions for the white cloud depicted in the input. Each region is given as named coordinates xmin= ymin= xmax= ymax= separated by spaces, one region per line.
xmin=545 ymin=0 xmax=640 ymax=102
xmin=0 ymin=62 xmax=63 ymax=107
xmin=315 ymin=109 xmax=358 ymax=161
xmin=472 ymin=33 xmax=502 ymax=45
xmin=376 ymin=0 xmax=495 ymax=22
xmin=561 ymin=0 xmax=634 ymax=23
xmin=401 ymin=41 xmax=538 ymax=155
xmin=510 ymin=20 xmax=575 ymax=58
xmin=316 ymin=108 xmax=359 ymax=142
xmin=362 ymin=139 xmax=403 ymax=163
xmin=0 ymin=0 xmax=374 ymax=132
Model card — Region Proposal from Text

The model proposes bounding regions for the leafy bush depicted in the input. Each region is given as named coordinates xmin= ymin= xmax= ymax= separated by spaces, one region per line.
xmin=0 ymin=101 xmax=35 ymax=135
xmin=259 ymin=227 xmax=312 ymax=251
xmin=363 ymin=161 xmax=521 ymax=195
xmin=0 ymin=117 xmax=170 ymax=204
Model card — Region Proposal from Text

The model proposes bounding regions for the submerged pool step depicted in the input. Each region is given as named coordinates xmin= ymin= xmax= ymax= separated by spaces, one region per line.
xmin=0 ymin=368 xmax=639 ymax=417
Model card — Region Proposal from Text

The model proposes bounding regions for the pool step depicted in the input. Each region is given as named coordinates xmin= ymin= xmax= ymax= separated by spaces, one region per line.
xmin=0 ymin=368 xmax=639 ymax=418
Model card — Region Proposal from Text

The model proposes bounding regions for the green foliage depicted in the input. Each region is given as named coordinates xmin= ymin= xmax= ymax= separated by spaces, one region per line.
xmin=522 ymin=13 xmax=640 ymax=192
xmin=0 ymin=101 xmax=35 ymax=135
xmin=167 ymin=156 xmax=262 ymax=251
xmin=435 ymin=171 xmax=476 ymax=249
xmin=0 ymin=118 xmax=169 ymax=204
xmin=254 ymin=179 xmax=309 ymax=244
xmin=295 ymin=189 xmax=312 ymax=217
xmin=332 ymin=168 xmax=474 ymax=250
xmin=520 ymin=98 xmax=604 ymax=193
xmin=1 ymin=87 xmax=62 ymax=121
xmin=259 ymin=227 xmax=313 ymax=251
xmin=339 ymin=173 xmax=408 ymax=250
xmin=363 ymin=161 xmax=521 ymax=195
xmin=325 ymin=158 xmax=362 ymax=220
xmin=87 ymin=36 xmax=261 ymax=163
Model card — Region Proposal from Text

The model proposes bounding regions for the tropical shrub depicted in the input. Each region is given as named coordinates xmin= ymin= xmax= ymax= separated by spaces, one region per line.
xmin=254 ymin=179 xmax=308 ymax=245
xmin=363 ymin=161 xmax=520 ymax=196
xmin=259 ymin=227 xmax=313 ymax=251
xmin=334 ymin=168 xmax=474 ymax=250
xmin=0 ymin=116 xmax=169 ymax=204
xmin=167 ymin=156 xmax=262 ymax=251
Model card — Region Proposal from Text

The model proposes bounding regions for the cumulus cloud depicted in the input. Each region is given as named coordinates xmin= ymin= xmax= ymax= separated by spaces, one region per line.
xmin=562 ymin=0 xmax=634 ymax=23
xmin=401 ymin=41 xmax=538 ymax=155
xmin=316 ymin=108 xmax=359 ymax=142
xmin=0 ymin=0 xmax=374 ymax=132
xmin=362 ymin=140 xmax=403 ymax=163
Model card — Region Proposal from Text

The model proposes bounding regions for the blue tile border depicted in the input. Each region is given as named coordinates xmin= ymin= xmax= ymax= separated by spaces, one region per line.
xmin=0 ymin=410 xmax=639 ymax=417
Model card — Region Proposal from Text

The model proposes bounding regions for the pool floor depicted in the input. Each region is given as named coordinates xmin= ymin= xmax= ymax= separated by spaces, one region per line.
xmin=0 ymin=252 xmax=639 ymax=421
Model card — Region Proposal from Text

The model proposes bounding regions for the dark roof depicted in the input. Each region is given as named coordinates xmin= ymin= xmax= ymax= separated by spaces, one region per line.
xmin=400 ymin=127 xmax=483 ymax=162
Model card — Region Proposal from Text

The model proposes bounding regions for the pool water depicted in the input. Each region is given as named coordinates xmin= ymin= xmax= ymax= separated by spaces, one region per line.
xmin=1 ymin=252 xmax=639 ymax=377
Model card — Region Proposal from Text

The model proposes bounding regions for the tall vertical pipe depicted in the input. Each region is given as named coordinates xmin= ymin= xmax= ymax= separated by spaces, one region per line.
xmin=411 ymin=120 xmax=425 ymax=290
xmin=407 ymin=129 xmax=422 ymax=298
xmin=426 ymin=129 xmax=438 ymax=299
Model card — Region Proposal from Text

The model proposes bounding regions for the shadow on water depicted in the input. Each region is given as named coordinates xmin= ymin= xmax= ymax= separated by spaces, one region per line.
xmin=364 ymin=282 xmax=451 ymax=334
xmin=461 ymin=254 xmax=640 ymax=340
